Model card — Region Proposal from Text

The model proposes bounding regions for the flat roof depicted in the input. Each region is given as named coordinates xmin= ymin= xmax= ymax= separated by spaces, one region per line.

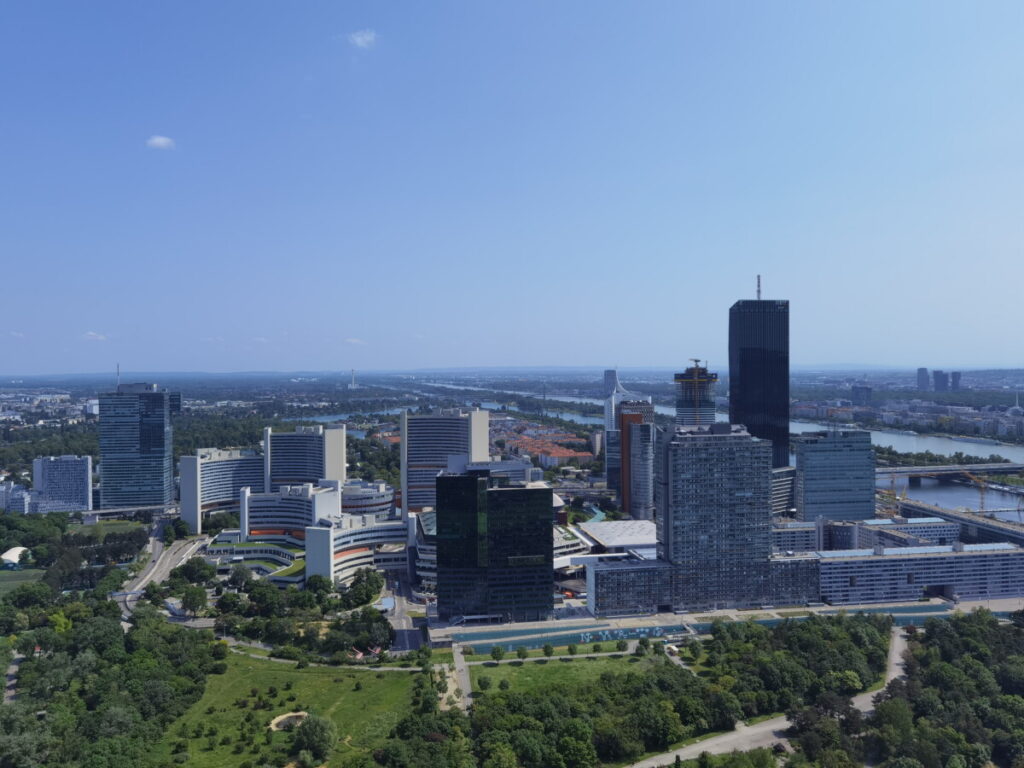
xmin=577 ymin=520 xmax=657 ymax=549
xmin=862 ymin=517 xmax=951 ymax=527
xmin=818 ymin=541 xmax=1019 ymax=560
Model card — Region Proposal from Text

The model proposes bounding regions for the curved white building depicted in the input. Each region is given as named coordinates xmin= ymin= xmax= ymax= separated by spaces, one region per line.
xmin=341 ymin=480 xmax=396 ymax=517
xmin=180 ymin=449 xmax=264 ymax=534
xmin=209 ymin=480 xmax=408 ymax=588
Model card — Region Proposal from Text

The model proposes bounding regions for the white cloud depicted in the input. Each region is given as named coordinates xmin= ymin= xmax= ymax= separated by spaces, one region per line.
xmin=348 ymin=29 xmax=377 ymax=49
xmin=146 ymin=135 xmax=176 ymax=150
xmin=83 ymin=331 xmax=107 ymax=342
xmin=8 ymin=331 xmax=24 ymax=338
xmin=344 ymin=337 xmax=367 ymax=346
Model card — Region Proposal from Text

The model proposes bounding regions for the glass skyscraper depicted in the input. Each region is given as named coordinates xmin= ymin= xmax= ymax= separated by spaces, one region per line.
xmin=729 ymin=299 xmax=790 ymax=468
xmin=435 ymin=471 xmax=553 ymax=623
xmin=99 ymin=383 xmax=180 ymax=509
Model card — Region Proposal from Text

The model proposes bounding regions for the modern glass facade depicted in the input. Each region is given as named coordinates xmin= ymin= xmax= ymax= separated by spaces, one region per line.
xmin=729 ymin=299 xmax=790 ymax=468
xmin=793 ymin=430 xmax=875 ymax=521
xmin=32 ymin=455 xmax=92 ymax=511
xmin=99 ymin=383 xmax=180 ymax=509
xmin=436 ymin=473 xmax=554 ymax=622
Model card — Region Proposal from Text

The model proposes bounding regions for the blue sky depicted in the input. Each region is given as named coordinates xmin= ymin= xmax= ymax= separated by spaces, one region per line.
xmin=2 ymin=2 xmax=1022 ymax=374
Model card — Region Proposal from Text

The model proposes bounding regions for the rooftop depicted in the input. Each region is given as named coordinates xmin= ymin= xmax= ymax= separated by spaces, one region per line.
xmin=577 ymin=520 xmax=657 ymax=549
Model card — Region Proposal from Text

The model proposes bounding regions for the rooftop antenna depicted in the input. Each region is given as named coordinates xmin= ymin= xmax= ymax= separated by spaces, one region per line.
xmin=116 ymin=363 xmax=120 ymax=388
xmin=689 ymin=358 xmax=702 ymax=424
xmin=756 ymin=274 xmax=762 ymax=300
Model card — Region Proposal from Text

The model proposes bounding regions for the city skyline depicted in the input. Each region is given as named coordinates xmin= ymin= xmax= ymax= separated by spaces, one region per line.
xmin=4 ymin=2 xmax=1024 ymax=374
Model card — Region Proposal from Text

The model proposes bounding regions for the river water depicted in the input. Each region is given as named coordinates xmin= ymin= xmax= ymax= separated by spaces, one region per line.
xmin=463 ymin=389 xmax=1024 ymax=518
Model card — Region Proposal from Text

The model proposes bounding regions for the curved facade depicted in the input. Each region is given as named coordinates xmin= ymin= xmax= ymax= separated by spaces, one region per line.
xmin=180 ymin=448 xmax=264 ymax=534
xmin=211 ymin=480 xmax=408 ymax=588
xmin=342 ymin=480 xmax=396 ymax=517
xmin=266 ymin=425 xmax=346 ymax=491
xmin=400 ymin=409 xmax=488 ymax=513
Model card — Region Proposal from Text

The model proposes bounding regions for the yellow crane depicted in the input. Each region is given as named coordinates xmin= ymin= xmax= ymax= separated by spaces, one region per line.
xmin=962 ymin=470 xmax=988 ymax=514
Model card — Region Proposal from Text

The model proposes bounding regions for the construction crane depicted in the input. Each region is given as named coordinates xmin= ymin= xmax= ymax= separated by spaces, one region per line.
xmin=962 ymin=470 xmax=988 ymax=515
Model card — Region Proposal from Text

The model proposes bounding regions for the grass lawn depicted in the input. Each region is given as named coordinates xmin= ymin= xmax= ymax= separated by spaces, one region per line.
xmin=69 ymin=520 xmax=145 ymax=540
xmin=469 ymin=654 xmax=659 ymax=693
xmin=777 ymin=610 xmax=812 ymax=618
xmin=0 ymin=569 xmax=45 ymax=596
xmin=149 ymin=652 xmax=416 ymax=767
xmin=465 ymin=642 xmax=622 ymax=662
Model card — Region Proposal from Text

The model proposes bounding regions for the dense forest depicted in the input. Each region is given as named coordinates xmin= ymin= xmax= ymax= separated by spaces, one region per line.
xmin=787 ymin=609 xmax=1024 ymax=768
xmin=363 ymin=614 xmax=891 ymax=768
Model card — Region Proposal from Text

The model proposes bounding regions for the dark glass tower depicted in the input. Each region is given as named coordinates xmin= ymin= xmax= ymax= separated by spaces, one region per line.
xmin=728 ymin=299 xmax=790 ymax=468
xmin=435 ymin=472 xmax=553 ymax=623
xmin=99 ymin=383 xmax=181 ymax=509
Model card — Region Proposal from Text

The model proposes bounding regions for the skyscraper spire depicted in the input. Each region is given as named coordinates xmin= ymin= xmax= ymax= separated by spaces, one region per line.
xmin=756 ymin=274 xmax=761 ymax=300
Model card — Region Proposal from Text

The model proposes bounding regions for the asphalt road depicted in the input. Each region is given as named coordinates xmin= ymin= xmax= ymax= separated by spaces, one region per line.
xmin=626 ymin=626 xmax=909 ymax=768
xmin=119 ymin=528 xmax=208 ymax=618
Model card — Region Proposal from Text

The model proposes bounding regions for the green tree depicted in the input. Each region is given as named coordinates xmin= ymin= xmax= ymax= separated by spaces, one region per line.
xmin=181 ymin=586 xmax=208 ymax=616
xmin=478 ymin=675 xmax=493 ymax=691
xmin=516 ymin=646 xmax=529 ymax=660
xmin=490 ymin=646 xmax=505 ymax=662
xmin=543 ymin=643 xmax=554 ymax=657
xmin=292 ymin=714 xmax=337 ymax=761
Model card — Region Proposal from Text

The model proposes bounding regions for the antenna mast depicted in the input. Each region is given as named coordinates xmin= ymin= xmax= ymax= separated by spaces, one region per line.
xmin=116 ymin=363 xmax=120 ymax=388
xmin=756 ymin=275 xmax=761 ymax=300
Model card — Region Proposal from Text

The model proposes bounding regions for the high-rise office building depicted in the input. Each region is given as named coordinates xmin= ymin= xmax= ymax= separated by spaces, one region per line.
xmin=933 ymin=370 xmax=949 ymax=393
xmin=179 ymin=448 xmax=265 ymax=534
xmin=656 ymin=423 xmax=772 ymax=609
xmin=99 ymin=383 xmax=180 ymax=509
xmin=850 ymin=384 xmax=872 ymax=405
xmin=793 ymin=430 xmax=875 ymax=522
xmin=674 ymin=365 xmax=718 ymax=427
xmin=617 ymin=400 xmax=655 ymax=520
xmin=729 ymin=299 xmax=790 ymax=468
xmin=951 ymin=371 xmax=962 ymax=392
xmin=917 ymin=368 xmax=930 ymax=391
xmin=626 ymin=421 xmax=656 ymax=521
xmin=602 ymin=370 xmax=650 ymax=493
xmin=265 ymin=425 xmax=346 ymax=491
xmin=401 ymin=408 xmax=488 ymax=514
xmin=32 ymin=455 xmax=92 ymax=512
xmin=435 ymin=471 xmax=553 ymax=622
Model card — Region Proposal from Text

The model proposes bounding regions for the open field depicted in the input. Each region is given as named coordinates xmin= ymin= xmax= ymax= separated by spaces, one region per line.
xmin=0 ymin=569 xmax=45 ymax=596
xmin=469 ymin=654 xmax=658 ymax=692
xmin=69 ymin=520 xmax=145 ymax=539
xmin=150 ymin=652 xmax=416 ymax=767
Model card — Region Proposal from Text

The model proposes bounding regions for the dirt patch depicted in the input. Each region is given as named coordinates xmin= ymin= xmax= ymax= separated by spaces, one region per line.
xmin=269 ymin=711 xmax=308 ymax=731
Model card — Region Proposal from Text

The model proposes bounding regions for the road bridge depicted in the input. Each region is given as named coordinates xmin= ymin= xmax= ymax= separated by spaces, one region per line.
xmin=898 ymin=498 xmax=1024 ymax=547
xmin=877 ymin=463 xmax=1024 ymax=477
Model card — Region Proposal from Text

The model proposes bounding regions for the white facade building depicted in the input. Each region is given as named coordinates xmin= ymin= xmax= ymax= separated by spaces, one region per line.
xmin=400 ymin=408 xmax=488 ymax=514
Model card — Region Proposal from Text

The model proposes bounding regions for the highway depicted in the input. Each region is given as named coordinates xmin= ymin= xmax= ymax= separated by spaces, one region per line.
xmin=117 ymin=523 xmax=209 ymax=618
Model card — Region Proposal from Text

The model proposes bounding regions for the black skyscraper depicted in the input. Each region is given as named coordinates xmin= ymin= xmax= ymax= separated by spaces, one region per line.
xmin=729 ymin=299 xmax=790 ymax=468
xmin=435 ymin=471 xmax=554 ymax=623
